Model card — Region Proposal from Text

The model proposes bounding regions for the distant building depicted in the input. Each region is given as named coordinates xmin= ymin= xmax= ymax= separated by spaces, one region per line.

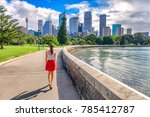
xmin=52 ymin=25 xmax=58 ymax=36
xmin=140 ymin=32 xmax=149 ymax=37
xmin=38 ymin=20 xmax=43 ymax=35
xmin=84 ymin=11 xmax=92 ymax=33
xmin=69 ymin=17 xmax=79 ymax=36
xmin=78 ymin=23 xmax=83 ymax=33
xmin=112 ymin=24 xmax=121 ymax=35
xmin=93 ymin=30 xmax=99 ymax=37
xmin=99 ymin=14 xmax=106 ymax=36
xmin=83 ymin=30 xmax=91 ymax=37
xmin=43 ymin=15 xmax=52 ymax=35
xmin=20 ymin=26 xmax=26 ymax=33
xmin=28 ymin=29 xmax=34 ymax=35
xmin=102 ymin=27 xmax=111 ymax=36
xmin=34 ymin=31 xmax=41 ymax=37
xmin=59 ymin=12 xmax=65 ymax=27
xmin=121 ymin=27 xmax=124 ymax=36
xmin=92 ymin=27 xmax=95 ymax=33
xmin=43 ymin=20 xmax=52 ymax=35
xmin=116 ymin=27 xmax=122 ymax=36
xmin=127 ymin=28 xmax=132 ymax=35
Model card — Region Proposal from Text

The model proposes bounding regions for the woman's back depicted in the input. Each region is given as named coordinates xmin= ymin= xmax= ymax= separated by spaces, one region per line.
xmin=48 ymin=53 xmax=54 ymax=60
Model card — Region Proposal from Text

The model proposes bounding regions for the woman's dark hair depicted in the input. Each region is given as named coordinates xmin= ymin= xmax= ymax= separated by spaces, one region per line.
xmin=50 ymin=45 xmax=54 ymax=54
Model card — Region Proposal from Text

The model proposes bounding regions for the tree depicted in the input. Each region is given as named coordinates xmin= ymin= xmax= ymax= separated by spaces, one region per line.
xmin=84 ymin=34 xmax=97 ymax=45
xmin=95 ymin=36 xmax=103 ymax=45
xmin=123 ymin=34 xmax=134 ymax=44
xmin=0 ymin=5 xmax=22 ymax=49
xmin=57 ymin=12 xmax=67 ymax=45
xmin=42 ymin=35 xmax=59 ymax=45
xmin=133 ymin=33 xmax=144 ymax=45
xmin=103 ymin=36 xmax=114 ymax=45
xmin=120 ymin=36 xmax=125 ymax=45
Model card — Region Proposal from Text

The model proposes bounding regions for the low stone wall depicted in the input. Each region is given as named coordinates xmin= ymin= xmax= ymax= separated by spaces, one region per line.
xmin=62 ymin=46 xmax=150 ymax=100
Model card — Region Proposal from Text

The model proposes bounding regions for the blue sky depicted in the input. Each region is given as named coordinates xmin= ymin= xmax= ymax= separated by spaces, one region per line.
xmin=2 ymin=0 xmax=150 ymax=33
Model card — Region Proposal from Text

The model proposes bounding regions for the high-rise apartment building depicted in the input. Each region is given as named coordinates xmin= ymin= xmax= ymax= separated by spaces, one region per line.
xmin=99 ymin=14 xmax=106 ymax=36
xmin=84 ymin=11 xmax=92 ymax=33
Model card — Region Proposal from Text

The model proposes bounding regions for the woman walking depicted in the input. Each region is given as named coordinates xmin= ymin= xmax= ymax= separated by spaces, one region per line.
xmin=45 ymin=45 xmax=57 ymax=90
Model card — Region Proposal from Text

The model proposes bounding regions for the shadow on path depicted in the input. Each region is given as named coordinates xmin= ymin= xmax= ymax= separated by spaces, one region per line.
xmin=11 ymin=85 xmax=50 ymax=100
xmin=56 ymin=51 xmax=81 ymax=100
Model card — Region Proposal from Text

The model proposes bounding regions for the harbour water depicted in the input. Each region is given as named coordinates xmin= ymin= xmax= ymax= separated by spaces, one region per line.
xmin=72 ymin=47 xmax=150 ymax=97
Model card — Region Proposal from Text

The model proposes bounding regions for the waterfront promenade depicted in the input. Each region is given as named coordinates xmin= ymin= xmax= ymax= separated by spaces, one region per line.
xmin=0 ymin=48 xmax=80 ymax=100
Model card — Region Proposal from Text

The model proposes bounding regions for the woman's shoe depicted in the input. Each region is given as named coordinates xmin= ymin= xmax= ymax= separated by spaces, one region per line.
xmin=49 ymin=84 xmax=52 ymax=90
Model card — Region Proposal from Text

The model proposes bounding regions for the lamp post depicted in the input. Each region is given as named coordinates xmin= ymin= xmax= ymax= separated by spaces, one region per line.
xmin=38 ymin=30 xmax=41 ymax=50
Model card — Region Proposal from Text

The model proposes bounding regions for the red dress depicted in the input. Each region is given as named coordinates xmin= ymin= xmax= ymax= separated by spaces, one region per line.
xmin=45 ymin=53 xmax=57 ymax=72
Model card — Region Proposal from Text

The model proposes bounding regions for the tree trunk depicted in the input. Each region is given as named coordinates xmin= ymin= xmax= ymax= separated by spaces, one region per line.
xmin=0 ymin=43 xmax=4 ymax=49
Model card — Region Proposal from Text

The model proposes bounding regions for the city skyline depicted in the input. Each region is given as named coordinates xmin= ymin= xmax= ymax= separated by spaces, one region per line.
xmin=1 ymin=0 xmax=150 ymax=34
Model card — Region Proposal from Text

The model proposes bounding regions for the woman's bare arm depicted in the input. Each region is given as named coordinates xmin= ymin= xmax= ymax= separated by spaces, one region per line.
xmin=54 ymin=53 xmax=56 ymax=62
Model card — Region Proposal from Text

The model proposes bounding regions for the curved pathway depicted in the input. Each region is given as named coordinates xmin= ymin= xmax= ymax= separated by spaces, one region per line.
xmin=0 ymin=48 xmax=80 ymax=100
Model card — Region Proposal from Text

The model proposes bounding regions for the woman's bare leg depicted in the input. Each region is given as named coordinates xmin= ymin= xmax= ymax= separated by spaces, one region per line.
xmin=48 ymin=72 xmax=51 ymax=86
xmin=50 ymin=71 xmax=54 ymax=85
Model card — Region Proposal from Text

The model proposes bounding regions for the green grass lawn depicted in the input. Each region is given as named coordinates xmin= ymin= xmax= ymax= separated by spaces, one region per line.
xmin=0 ymin=45 xmax=48 ymax=62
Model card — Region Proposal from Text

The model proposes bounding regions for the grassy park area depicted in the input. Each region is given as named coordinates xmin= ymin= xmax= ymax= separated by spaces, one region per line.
xmin=0 ymin=45 xmax=48 ymax=62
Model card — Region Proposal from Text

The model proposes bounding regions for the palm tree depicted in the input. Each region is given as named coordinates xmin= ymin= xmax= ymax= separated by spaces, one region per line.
xmin=0 ymin=5 xmax=22 ymax=49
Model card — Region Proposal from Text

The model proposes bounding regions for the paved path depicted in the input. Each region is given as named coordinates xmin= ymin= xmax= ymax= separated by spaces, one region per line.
xmin=0 ymin=48 xmax=80 ymax=100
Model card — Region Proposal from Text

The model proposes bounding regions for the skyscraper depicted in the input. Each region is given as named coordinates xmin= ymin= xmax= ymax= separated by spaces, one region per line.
xmin=112 ymin=24 xmax=121 ymax=35
xmin=127 ymin=28 xmax=132 ymax=35
xmin=121 ymin=27 xmax=124 ymax=36
xmin=78 ymin=23 xmax=83 ymax=32
xmin=43 ymin=15 xmax=52 ymax=35
xmin=84 ymin=11 xmax=92 ymax=33
xmin=102 ymin=27 xmax=111 ymax=36
xmin=69 ymin=17 xmax=79 ymax=36
xmin=38 ymin=20 xmax=43 ymax=35
xmin=52 ymin=25 xmax=58 ymax=36
xmin=99 ymin=14 xmax=106 ymax=36
xmin=59 ymin=12 xmax=65 ymax=27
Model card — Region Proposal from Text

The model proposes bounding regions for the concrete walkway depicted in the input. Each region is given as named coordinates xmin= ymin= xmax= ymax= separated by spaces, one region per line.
xmin=0 ymin=48 xmax=80 ymax=100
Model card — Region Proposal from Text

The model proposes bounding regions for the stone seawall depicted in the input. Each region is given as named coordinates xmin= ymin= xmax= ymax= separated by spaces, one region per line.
xmin=62 ymin=46 xmax=150 ymax=100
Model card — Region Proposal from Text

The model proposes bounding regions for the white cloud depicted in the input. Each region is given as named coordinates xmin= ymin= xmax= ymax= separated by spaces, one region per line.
xmin=65 ymin=0 xmax=150 ymax=34
xmin=1 ymin=0 xmax=149 ymax=34
xmin=0 ymin=0 xmax=60 ymax=30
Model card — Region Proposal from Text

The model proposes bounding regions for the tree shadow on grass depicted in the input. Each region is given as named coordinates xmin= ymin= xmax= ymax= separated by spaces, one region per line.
xmin=10 ymin=85 xmax=50 ymax=100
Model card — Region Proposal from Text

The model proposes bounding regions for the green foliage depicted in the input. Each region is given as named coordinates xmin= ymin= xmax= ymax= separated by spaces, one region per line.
xmin=103 ymin=36 xmax=114 ymax=45
xmin=133 ymin=33 xmax=144 ymax=45
xmin=95 ymin=36 xmax=103 ymax=45
xmin=123 ymin=34 xmax=134 ymax=44
xmin=25 ymin=34 xmax=36 ymax=45
xmin=0 ymin=5 xmax=22 ymax=49
xmin=57 ymin=12 xmax=68 ymax=45
xmin=41 ymin=35 xmax=59 ymax=45
xmin=143 ymin=37 xmax=150 ymax=45
xmin=84 ymin=34 xmax=97 ymax=45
